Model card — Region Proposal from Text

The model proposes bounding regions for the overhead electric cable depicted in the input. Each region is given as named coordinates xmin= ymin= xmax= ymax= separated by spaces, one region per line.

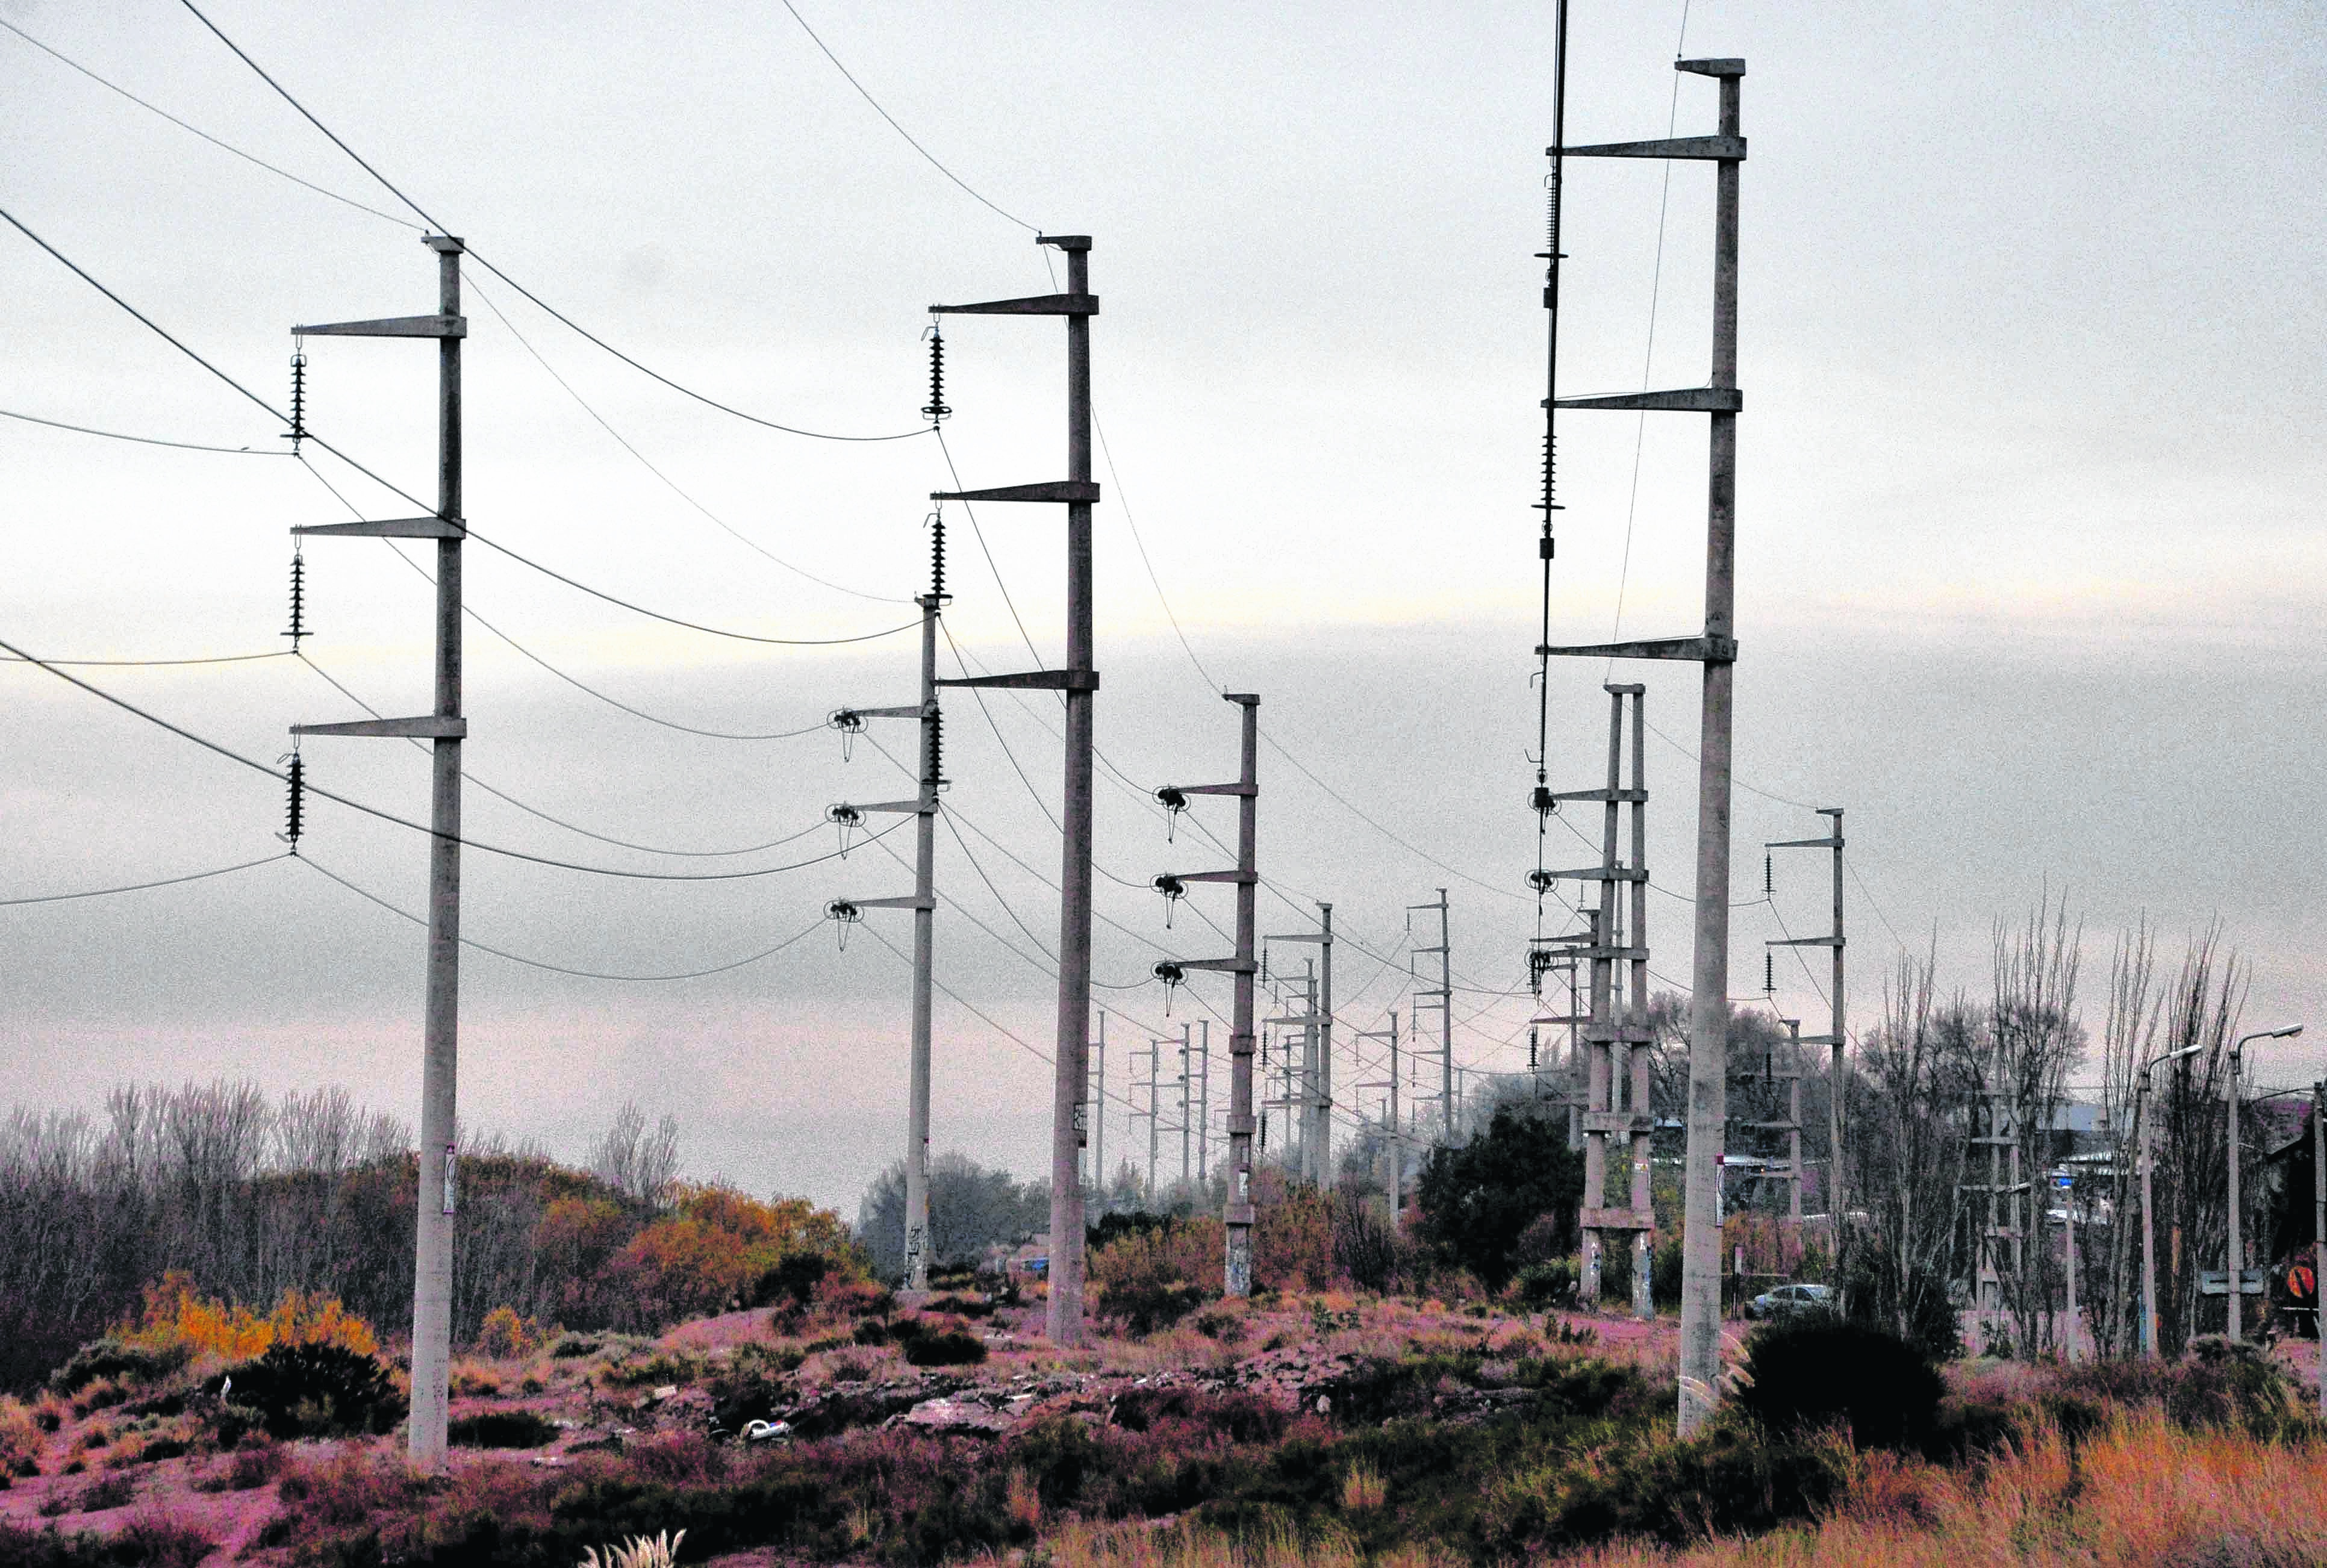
xmin=466 ymin=278 xmax=909 ymax=604
xmin=2 ymin=649 xmax=290 ymax=668
xmin=174 ymin=0 xmax=928 ymax=443
xmin=295 ymin=653 xmax=827 ymax=859
xmin=0 ymin=17 xmax=424 ymax=231
xmin=303 ymin=857 xmax=828 ymax=981
xmin=0 ymin=633 xmax=908 ymax=881
xmin=1 ymin=406 xmax=287 ymax=455
xmin=1 ymin=853 xmax=286 ymax=906
xmin=772 ymin=0 xmax=1041 ymax=234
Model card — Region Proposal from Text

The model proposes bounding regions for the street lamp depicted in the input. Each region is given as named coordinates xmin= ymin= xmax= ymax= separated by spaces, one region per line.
xmin=2228 ymin=1025 xmax=2304 ymax=1340
xmin=2137 ymin=1042 xmax=2201 ymax=1359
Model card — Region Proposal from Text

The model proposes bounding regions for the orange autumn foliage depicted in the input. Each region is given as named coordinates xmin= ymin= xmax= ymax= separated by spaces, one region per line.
xmin=608 ymin=1184 xmax=862 ymax=1322
xmin=118 ymin=1270 xmax=379 ymax=1361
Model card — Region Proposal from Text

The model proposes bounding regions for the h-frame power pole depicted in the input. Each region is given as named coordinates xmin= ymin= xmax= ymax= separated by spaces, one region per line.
xmin=825 ymin=520 xmax=949 ymax=1293
xmin=1268 ymin=905 xmax=1335 ymax=1183
xmin=1545 ymin=685 xmax=1653 ymax=1318
xmin=287 ymin=234 xmax=467 ymax=1469
xmin=1152 ymin=693 xmax=1261 ymax=1293
xmin=1538 ymin=57 xmax=1746 ymax=1433
xmin=1406 ymin=891 xmax=1454 ymax=1139
xmin=929 ymin=235 xmax=1100 ymax=1344
xmin=1766 ymin=809 xmax=1845 ymax=1275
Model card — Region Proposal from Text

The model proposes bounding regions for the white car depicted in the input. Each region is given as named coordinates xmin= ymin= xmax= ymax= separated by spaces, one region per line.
xmin=1746 ymin=1283 xmax=1835 ymax=1322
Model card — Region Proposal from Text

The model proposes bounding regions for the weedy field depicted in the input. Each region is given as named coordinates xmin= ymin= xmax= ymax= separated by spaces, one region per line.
xmin=2 ymin=1270 xmax=2322 ymax=1568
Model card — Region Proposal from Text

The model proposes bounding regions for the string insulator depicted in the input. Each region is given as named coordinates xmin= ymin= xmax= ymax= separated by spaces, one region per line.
xmin=282 ymin=347 xmax=307 ymax=454
xmin=1764 ymin=852 xmax=1774 ymax=895
xmin=826 ymin=802 xmax=864 ymax=856
xmin=826 ymin=898 xmax=862 ymax=950
xmin=1765 ymin=951 xmax=1775 ymax=995
xmin=922 ymin=324 xmax=950 ymax=423
xmin=282 ymin=552 xmax=307 ymax=648
xmin=927 ymin=507 xmax=948 ymax=602
xmin=1152 ymin=960 xmax=1185 ymax=1016
xmin=1525 ymin=869 xmax=1557 ymax=895
xmin=927 ymin=707 xmax=944 ymax=791
xmin=281 ymin=750 xmax=305 ymax=852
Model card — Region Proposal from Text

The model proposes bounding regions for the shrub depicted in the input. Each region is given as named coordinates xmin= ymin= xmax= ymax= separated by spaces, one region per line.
xmin=1738 ymin=1315 xmax=1943 ymax=1451
xmin=447 ymin=1408 xmax=560 ymax=1448
xmin=116 ymin=1272 xmax=378 ymax=1362
xmin=46 ymin=1340 xmax=188 ymax=1396
xmin=475 ymin=1305 xmax=544 ymax=1360
xmin=220 ymin=1341 xmax=406 ymax=1439
xmin=599 ymin=1350 xmax=703 ymax=1389
xmin=549 ymin=1333 xmax=603 ymax=1359
xmin=75 ymin=1472 xmax=136 ymax=1511
xmin=1414 ymin=1107 xmax=1584 ymax=1290
xmin=900 ymin=1328 xmax=988 ymax=1367
xmin=0 ymin=1516 xmax=216 ymax=1567
xmin=1507 ymin=1416 xmax=1851 ymax=1551
xmin=850 ymin=1319 xmax=891 ymax=1347
xmin=0 ymin=1397 xmax=41 ymax=1478
xmin=2060 ymin=1336 xmax=2299 ymax=1436
xmin=1515 ymin=1258 xmax=1578 ymax=1310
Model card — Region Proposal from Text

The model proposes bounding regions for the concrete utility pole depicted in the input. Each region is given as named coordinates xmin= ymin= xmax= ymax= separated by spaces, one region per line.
xmin=1407 ymin=892 xmax=1454 ymax=1139
xmin=2222 ymin=1027 xmax=2299 ymax=1337
xmin=2133 ymin=1043 xmax=2198 ymax=1356
xmin=1144 ymin=1039 xmax=1161 ymax=1199
xmin=1179 ymin=1024 xmax=1194 ymax=1189
xmin=1268 ymin=906 xmax=1335 ymax=1181
xmin=1196 ymin=1020 xmax=1212 ymax=1183
xmin=1539 ymin=57 xmax=1747 ymax=1431
xmin=930 ymin=235 xmax=1100 ymax=1345
xmin=1356 ymin=1012 xmax=1404 ymax=1215
xmin=1091 ymin=1011 xmax=1106 ymax=1206
xmin=287 ymin=235 xmax=467 ymax=1469
xmin=2314 ymin=1080 xmax=2324 ymax=1413
xmin=826 ymin=521 xmax=949 ymax=1293
xmin=1766 ymin=809 xmax=1845 ymax=1277
xmin=1152 ymin=693 xmax=1261 ymax=1292
xmin=1548 ymin=685 xmax=1652 ymax=1315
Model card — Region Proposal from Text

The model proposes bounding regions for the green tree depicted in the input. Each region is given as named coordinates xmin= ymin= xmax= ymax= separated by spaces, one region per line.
xmin=1414 ymin=1107 xmax=1583 ymax=1290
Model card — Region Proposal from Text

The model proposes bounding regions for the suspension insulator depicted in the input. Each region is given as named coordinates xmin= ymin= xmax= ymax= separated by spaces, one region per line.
xmin=827 ymin=708 xmax=864 ymax=761
xmin=826 ymin=898 xmax=862 ymax=950
xmin=282 ymin=552 xmax=307 ymax=649
xmin=922 ymin=325 xmax=950 ymax=423
xmin=1765 ymin=852 xmax=1774 ymax=895
xmin=927 ymin=508 xmax=949 ymax=603
xmin=283 ymin=347 xmax=307 ymax=454
xmin=1153 ymin=874 xmax=1186 ymax=929
xmin=1532 ymin=783 xmax=1556 ymax=815
xmin=281 ymin=750 xmax=305 ymax=851
xmin=1154 ymin=785 xmax=1188 ymax=842
xmin=1765 ymin=951 xmax=1775 ymax=995
xmin=1526 ymin=869 xmax=1557 ymax=895
xmin=826 ymin=803 xmax=863 ymax=856
xmin=927 ymin=707 xmax=944 ymax=789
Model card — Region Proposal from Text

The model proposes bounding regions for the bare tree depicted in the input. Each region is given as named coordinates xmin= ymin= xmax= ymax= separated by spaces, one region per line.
xmin=590 ymin=1101 xmax=680 ymax=1210
xmin=1988 ymin=896 xmax=2086 ymax=1358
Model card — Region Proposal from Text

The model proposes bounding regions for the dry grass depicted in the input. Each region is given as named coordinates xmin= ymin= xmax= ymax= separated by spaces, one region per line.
xmin=1038 ymin=1519 xmax=1459 ymax=1568
xmin=1571 ymin=1409 xmax=2327 ymax=1566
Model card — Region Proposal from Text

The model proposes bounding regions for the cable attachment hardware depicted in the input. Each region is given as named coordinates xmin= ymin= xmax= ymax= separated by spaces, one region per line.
xmin=1154 ymin=785 xmax=1188 ymax=842
xmin=1764 ymin=950 xmax=1775 ymax=997
xmin=282 ymin=550 xmax=308 ymax=649
xmin=827 ymin=708 xmax=865 ymax=761
xmin=1151 ymin=874 xmax=1186 ymax=929
xmin=282 ymin=342 xmax=307 ymax=455
xmin=826 ymin=803 xmax=864 ymax=857
xmin=1151 ymin=960 xmax=1185 ymax=1014
xmin=921 ymin=322 xmax=950 ymax=425
xmin=278 ymin=748 xmax=305 ymax=853
xmin=1531 ymin=782 xmax=1557 ymax=817
xmin=826 ymin=898 xmax=862 ymax=950
xmin=1525 ymin=868 xmax=1559 ymax=896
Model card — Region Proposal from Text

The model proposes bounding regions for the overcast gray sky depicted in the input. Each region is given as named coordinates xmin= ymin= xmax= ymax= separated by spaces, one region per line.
xmin=4 ymin=1 xmax=2322 ymax=1215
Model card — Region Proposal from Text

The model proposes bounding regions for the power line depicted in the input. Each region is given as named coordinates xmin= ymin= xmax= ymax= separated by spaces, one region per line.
xmin=296 ymin=653 xmax=827 ymax=860
xmin=0 ymin=632 xmax=909 ymax=881
xmin=2 ymin=649 xmax=291 ymax=668
xmin=465 ymin=277 xmax=909 ymax=605
xmin=773 ymin=1 xmax=1042 ymax=235
xmin=0 ymin=852 xmax=287 ymax=907
xmin=302 ymin=856 xmax=828 ymax=982
xmin=174 ymin=0 xmax=929 ymax=443
xmin=1 ymin=406 xmax=288 ymax=456
xmin=0 ymin=16 xmax=424 ymax=232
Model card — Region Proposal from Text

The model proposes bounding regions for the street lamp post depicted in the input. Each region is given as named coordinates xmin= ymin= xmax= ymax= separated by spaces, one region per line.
xmin=2228 ymin=1025 xmax=2304 ymax=1341
xmin=2137 ymin=1042 xmax=2201 ymax=1360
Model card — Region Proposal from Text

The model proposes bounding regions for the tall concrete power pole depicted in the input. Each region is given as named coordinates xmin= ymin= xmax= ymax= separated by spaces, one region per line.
xmin=930 ymin=235 xmax=1100 ymax=1345
xmin=1539 ymin=58 xmax=1747 ymax=1432
xmin=287 ymin=234 xmax=468 ymax=1467
xmin=824 ymin=520 xmax=949 ymax=1292
xmin=1153 ymin=694 xmax=1261 ymax=1292
xmin=1766 ymin=809 xmax=1845 ymax=1276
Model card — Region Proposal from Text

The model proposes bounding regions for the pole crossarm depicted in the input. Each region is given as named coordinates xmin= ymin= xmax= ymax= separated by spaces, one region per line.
xmin=1766 ymin=835 xmax=1843 ymax=850
xmin=929 ymin=481 xmax=1100 ymax=505
xmin=838 ymin=894 xmax=935 ymax=913
xmin=935 ymin=669 xmax=1098 ymax=692
xmin=296 ymin=314 xmax=465 ymax=338
xmin=294 ymin=517 xmax=463 ymax=539
xmin=1167 ymin=869 xmax=1256 ymax=885
xmin=1551 ymin=387 xmax=1742 ymax=412
xmin=1175 ymin=781 xmax=1256 ymax=798
xmin=1538 ymin=635 xmax=1738 ymax=663
xmin=930 ymin=293 xmax=1100 ymax=317
xmin=1541 ymin=865 xmax=1649 ymax=882
xmin=842 ymin=798 xmax=932 ymax=815
xmin=293 ymin=716 xmax=466 ymax=739
xmin=1560 ymin=135 xmax=1746 ymax=161
xmin=1551 ymin=788 xmax=1647 ymax=803
xmin=1768 ymin=935 xmax=1843 ymax=948
xmin=836 ymin=703 xmax=928 ymax=721
xmin=1178 ymin=956 xmax=1258 ymax=976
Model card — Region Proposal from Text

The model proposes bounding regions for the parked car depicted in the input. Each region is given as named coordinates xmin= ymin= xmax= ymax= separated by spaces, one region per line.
xmin=1746 ymin=1283 xmax=1835 ymax=1321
